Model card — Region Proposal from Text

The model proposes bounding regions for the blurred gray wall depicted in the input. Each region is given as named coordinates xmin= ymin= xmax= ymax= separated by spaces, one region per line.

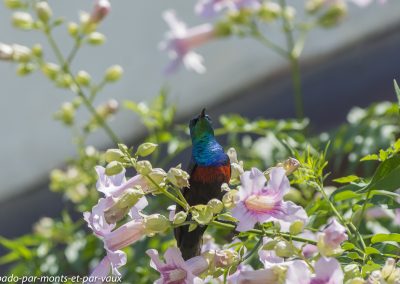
xmin=1 ymin=0 xmax=400 ymax=200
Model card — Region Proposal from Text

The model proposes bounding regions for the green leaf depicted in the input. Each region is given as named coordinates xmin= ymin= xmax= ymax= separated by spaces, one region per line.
xmin=360 ymin=155 xmax=400 ymax=193
xmin=347 ymin=252 xmax=362 ymax=260
xmin=342 ymin=242 xmax=355 ymax=251
xmin=360 ymin=154 xmax=379 ymax=162
xmin=333 ymin=175 xmax=359 ymax=184
xmin=362 ymin=261 xmax=381 ymax=278
xmin=371 ymin=233 xmax=400 ymax=244
xmin=365 ymin=247 xmax=381 ymax=255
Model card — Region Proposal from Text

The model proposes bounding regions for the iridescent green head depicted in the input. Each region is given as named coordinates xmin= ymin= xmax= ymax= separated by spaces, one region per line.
xmin=189 ymin=108 xmax=214 ymax=142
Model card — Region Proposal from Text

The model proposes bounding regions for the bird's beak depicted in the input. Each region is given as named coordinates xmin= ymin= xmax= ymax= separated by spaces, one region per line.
xmin=200 ymin=108 xmax=206 ymax=118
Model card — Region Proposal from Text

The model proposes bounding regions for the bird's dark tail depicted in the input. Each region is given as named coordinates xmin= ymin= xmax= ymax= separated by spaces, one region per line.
xmin=175 ymin=224 xmax=207 ymax=260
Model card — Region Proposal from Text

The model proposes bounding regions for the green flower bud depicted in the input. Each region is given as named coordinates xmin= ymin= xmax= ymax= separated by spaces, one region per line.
xmin=289 ymin=220 xmax=304 ymax=235
xmin=282 ymin=6 xmax=296 ymax=21
xmin=136 ymin=160 xmax=153 ymax=176
xmin=192 ymin=205 xmax=213 ymax=225
xmin=104 ymin=187 xmax=144 ymax=224
xmin=76 ymin=70 xmax=91 ymax=86
xmin=173 ymin=211 xmax=187 ymax=225
xmin=68 ymin=22 xmax=79 ymax=38
xmin=144 ymin=214 xmax=170 ymax=235
xmin=143 ymin=168 xmax=167 ymax=193
xmin=262 ymin=239 xmax=278 ymax=250
xmin=35 ymin=1 xmax=52 ymax=23
xmin=87 ymin=32 xmax=106 ymax=45
xmin=16 ymin=63 xmax=34 ymax=76
xmin=207 ymin=199 xmax=224 ymax=214
xmin=105 ymin=161 xmax=124 ymax=176
xmin=41 ymin=62 xmax=60 ymax=80
xmin=381 ymin=258 xmax=396 ymax=279
xmin=12 ymin=12 xmax=33 ymax=30
xmin=222 ymin=189 xmax=239 ymax=209
xmin=55 ymin=102 xmax=75 ymax=125
xmin=4 ymin=0 xmax=24 ymax=9
xmin=214 ymin=21 xmax=232 ymax=37
xmin=258 ymin=2 xmax=281 ymax=22
xmin=136 ymin=142 xmax=158 ymax=157
xmin=105 ymin=65 xmax=123 ymax=82
xmin=31 ymin=44 xmax=43 ymax=58
xmin=274 ymin=241 xmax=294 ymax=258
xmin=318 ymin=3 xmax=347 ymax=28
xmin=56 ymin=74 xmax=73 ymax=89
xmin=105 ymin=149 xmax=125 ymax=163
xmin=167 ymin=165 xmax=190 ymax=188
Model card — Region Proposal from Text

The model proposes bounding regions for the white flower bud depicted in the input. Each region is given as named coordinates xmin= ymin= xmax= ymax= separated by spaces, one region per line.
xmin=55 ymin=102 xmax=75 ymax=125
xmin=68 ymin=22 xmax=79 ymax=38
xmin=222 ymin=190 xmax=239 ymax=209
xmin=274 ymin=241 xmax=294 ymax=258
xmin=105 ymin=65 xmax=123 ymax=82
xmin=76 ymin=70 xmax=91 ymax=86
xmin=4 ymin=0 xmax=23 ymax=9
xmin=35 ymin=1 xmax=52 ymax=23
xmin=258 ymin=2 xmax=281 ymax=22
xmin=87 ymin=32 xmax=106 ymax=45
xmin=31 ymin=44 xmax=43 ymax=57
xmin=12 ymin=44 xmax=31 ymax=62
xmin=0 ymin=43 xmax=13 ymax=60
xmin=12 ymin=12 xmax=33 ymax=30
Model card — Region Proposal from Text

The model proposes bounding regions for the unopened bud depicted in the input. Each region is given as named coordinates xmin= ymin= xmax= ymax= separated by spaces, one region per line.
xmin=75 ymin=70 xmax=91 ymax=86
xmin=136 ymin=142 xmax=158 ymax=157
xmin=57 ymin=74 xmax=73 ymax=89
xmin=143 ymin=168 xmax=167 ymax=193
xmin=289 ymin=220 xmax=304 ymax=235
xmin=12 ymin=44 xmax=31 ymax=62
xmin=214 ymin=21 xmax=232 ymax=37
xmin=90 ymin=0 xmax=111 ymax=23
xmin=12 ymin=12 xmax=33 ymax=30
xmin=208 ymin=199 xmax=223 ymax=214
xmin=274 ymin=241 xmax=294 ymax=258
xmin=167 ymin=165 xmax=190 ymax=188
xmin=31 ymin=44 xmax=43 ymax=57
xmin=35 ymin=1 xmax=52 ymax=23
xmin=0 ymin=43 xmax=13 ymax=60
xmin=144 ymin=214 xmax=170 ymax=235
xmin=227 ymin=147 xmax=239 ymax=163
xmin=192 ymin=205 xmax=213 ymax=225
xmin=262 ymin=239 xmax=278 ymax=250
xmin=105 ymin=65 xmax=123 ymax=82
xmin=4 ymin=0 xmax=23 ymax=9
xmin=55 ymin=102 xmax=75 ymax=125
xmin=68 ymin=22 xmax=79 ymax=37
xmin=346 ymin=278 xmax=365 ymax=284
xmin=221 ymin=183 xmax=230 ymax=192
xmin=42 ymin=62 xmax=60 ymax=80
xmin=87 ymin=32 xmax=106 ymax=45
xmin=104 ymin=187 xmax=144 ymax=224
xmin=381 ymin=258 xmax=396 ymax=279
xmin=282 ymin=6 xmax=295 ymax=21
xmin=258 ymin=2 xmax=281 ymax=22
xmin=16 ymin=63 xmax=34 ymax=76
xmin=136 ymin=160 xmax=153 ymax=176
xmin=344 ymin=264 xmax=361 ymax=282
xmin=173 ymin=211 xmax=187 ymax=225
xmin=105 ymin=161 xmax=124 ymax=176
xmin=222 ymin=189 xmax=239 ymax=209
xmin=318 ymin=2 xmax=347 ymax=28
xmin=105 ymin=149 xmax=125 ymax=163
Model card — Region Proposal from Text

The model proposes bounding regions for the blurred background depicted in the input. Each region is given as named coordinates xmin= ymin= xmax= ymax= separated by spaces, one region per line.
xmin=1 ymin=0 xmax=400 ymax=239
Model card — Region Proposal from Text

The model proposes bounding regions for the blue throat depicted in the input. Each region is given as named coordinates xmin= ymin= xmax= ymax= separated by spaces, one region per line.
xmin=192 ymin=134 xmax=227 ymax=166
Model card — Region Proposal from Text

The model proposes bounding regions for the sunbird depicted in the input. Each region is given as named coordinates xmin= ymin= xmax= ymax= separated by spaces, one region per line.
xmin=174 ymin=108 xmax=231 ymax=260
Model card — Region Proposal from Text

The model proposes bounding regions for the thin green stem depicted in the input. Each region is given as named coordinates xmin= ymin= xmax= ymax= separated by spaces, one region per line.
xmin=279 ymin=0 xmax=305 ymax=120
xmin=210 ymin=221 xmax=317 ymax=245
xmin=242 ymin=236 xmax=263 ymax=262
xmin=44 ymin=29 xmax=121 ymax=145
